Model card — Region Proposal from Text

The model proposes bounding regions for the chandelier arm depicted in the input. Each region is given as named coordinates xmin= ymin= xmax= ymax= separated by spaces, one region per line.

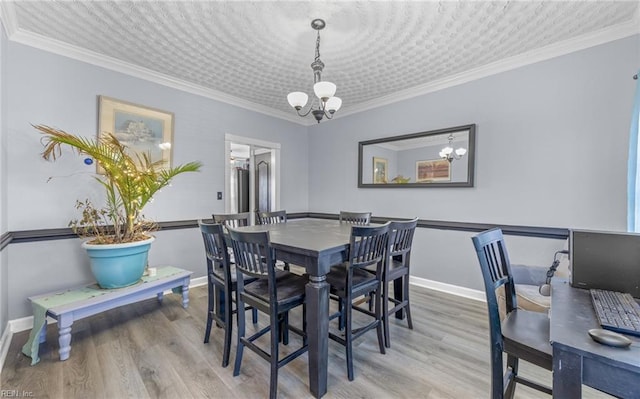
xmin=295 ymin=104 xmax=315 ymax=117
xmin=319 ymin=101 xmax=335 ymax=119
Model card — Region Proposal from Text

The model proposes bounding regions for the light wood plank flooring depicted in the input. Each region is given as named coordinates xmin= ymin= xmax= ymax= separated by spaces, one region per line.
xmin=2 ymin=284 xmax=610 ymax=398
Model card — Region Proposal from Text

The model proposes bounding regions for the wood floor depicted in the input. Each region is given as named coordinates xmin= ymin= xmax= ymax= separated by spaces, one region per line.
xmin=2 ymin=284 xmax=610 ymax=398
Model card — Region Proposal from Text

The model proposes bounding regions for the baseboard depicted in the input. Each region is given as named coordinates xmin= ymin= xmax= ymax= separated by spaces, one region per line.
xmin=410 ymin=276 xmax=486 ymax=302
xmin=0 ymin=324 xmax=13 ymax=374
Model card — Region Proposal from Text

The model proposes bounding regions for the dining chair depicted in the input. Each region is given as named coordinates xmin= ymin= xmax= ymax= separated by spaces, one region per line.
xmin=255 ymin=210 xmax=287 ymax=225
xmin=380 ymin=217 xmax=418 ymax=348
xmin=198 ymin=220 xmax=257 ymax=367
xmin=326 ymin=222 xmax=390 ymax=381
xmin=212 ymin=212 xmax=251 ymax=229
xmin=227 ymin=228 xmax=308 ymax=399
xmin=339 ymin=211 xmax=372 ymax=225
xmin=471 ymin=228 xmax=552 ymax=399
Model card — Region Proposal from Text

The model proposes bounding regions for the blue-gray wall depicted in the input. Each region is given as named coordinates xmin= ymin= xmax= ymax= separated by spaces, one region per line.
xmin=308 ymin=35 xmax=640 ymax=290
xmin=3 ymin=42 xmax=308 ymax=319
xmin=1 ymin=33 xmax=638 ymax=321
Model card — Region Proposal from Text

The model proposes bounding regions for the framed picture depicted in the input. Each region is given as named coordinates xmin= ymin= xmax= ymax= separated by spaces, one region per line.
xmin=416 ymin=159 xmax=451 ymax=182
xmin=98 ymin=96 xmax=174 ymax=172
xmin=373 ymin=157 xmax=388 ymax=184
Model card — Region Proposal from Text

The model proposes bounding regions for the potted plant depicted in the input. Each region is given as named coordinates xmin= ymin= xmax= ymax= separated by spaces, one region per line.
xmin=35 ymin=124 xmax=202 ymax=288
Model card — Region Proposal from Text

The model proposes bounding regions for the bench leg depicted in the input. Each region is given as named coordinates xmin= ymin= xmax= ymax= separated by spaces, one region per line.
xmin=182 ymin=281 xmax=190 ymax=309
xmin=39 ymin=323 xmax=47 ymax=343
xmin=157 ymin=292 xmax=164 ymax=304
xmin=58 ymin=314 xmax=73 ymax=361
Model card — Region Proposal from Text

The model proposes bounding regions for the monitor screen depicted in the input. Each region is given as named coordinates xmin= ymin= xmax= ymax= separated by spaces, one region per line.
xmin=570 ymin=229 xmax=640 ymax=298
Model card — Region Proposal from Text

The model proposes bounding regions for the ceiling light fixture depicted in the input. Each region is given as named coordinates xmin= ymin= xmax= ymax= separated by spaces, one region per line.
xmin=439 ymin=134 xmax=467 ymax=162
xmin=287 ymin=19 xmax=342 ymax=123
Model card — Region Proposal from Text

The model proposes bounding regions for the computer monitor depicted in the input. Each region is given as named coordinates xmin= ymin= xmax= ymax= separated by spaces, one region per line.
xmin=570 ymin=229 xmax=640 ymax=298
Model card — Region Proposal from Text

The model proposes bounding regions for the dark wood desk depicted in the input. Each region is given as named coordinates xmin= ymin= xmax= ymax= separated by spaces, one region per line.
xmin=550 ymin=280 xmax=640 ymax=398
xmin=237 ymin=218 xmax=354 ymax=398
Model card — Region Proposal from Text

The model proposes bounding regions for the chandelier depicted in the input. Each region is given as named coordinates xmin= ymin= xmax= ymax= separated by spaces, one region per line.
xmin=439 ymin=133 xmax=467 ymax=162
xmin=287 ymin=19 xmax=342 ymax=123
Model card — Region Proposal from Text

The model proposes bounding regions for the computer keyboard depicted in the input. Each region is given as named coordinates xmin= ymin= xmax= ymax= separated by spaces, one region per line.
xmin=590 ymin=289 xmax=640 ymax=337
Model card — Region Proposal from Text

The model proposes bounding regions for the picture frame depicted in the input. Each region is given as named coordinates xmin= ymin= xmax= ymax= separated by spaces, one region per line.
xmin=98 ymin=96 xmax=174 ymax=173
xmin=416 ymin=159 xmax=451 ymax=182
xmin=373 ymin=157 xmax=388 ymax=184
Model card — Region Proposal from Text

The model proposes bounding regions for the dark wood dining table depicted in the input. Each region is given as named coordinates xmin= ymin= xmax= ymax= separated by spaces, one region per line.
xmin=236 ymin=218 xmax=353 ymax=398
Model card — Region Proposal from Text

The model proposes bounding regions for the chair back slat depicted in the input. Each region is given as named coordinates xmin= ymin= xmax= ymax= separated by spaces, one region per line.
xmin=350 ymin=223 xmax=390 ymax=270
xmin=213 ymin=212 xmax=250 ymax=230
xmin=472 ymin=228 xmax=517 ymax=315
xmin=339 ymin=211 xmax=372 ymax=225
xmin=256 ymin=210 xmax=287 ymax=225
xmin=388 ymin=218 xmax=418 ymax=257
xmin=227 ymin=228 xmax=273 ymax=279
xmin=199 ymin=221 xmax=228 ymax=264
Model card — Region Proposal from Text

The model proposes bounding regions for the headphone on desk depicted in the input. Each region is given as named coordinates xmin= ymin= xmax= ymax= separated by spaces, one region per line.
xmin=539 ymin=250 xmax=569 ymax=296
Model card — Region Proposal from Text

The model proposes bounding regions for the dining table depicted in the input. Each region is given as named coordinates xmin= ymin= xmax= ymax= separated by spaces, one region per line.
xmin=236 ymin=218 xmax=354 ymax=398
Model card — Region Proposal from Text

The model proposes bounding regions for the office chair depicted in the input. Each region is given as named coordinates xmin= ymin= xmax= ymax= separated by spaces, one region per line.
xmin=471 ymin=228 xmax=552 ymax=399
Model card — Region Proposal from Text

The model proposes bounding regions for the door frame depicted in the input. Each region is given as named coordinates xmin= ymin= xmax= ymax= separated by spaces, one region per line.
xmin=224 ymin=134 xmax=281 ymax=216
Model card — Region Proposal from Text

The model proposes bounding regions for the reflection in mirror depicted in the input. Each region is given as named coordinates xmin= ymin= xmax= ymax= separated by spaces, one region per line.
xmin=358 ymin=124 xmax=476 ymax=188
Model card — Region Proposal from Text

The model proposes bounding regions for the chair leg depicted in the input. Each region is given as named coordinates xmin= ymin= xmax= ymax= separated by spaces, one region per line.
xmin=222 ymin=288 xmax=233 ymax=368
xmin=383 ymin=280 xmax=391 ymax=348
xmin=281 ymin=312 xmax=289 ymax=345
xmin=270 ymin=311 xmax=280 ymax=399
xmin=404 ymin=275 xmax=413 ymax=330
xmin=252 ymin=307 xmax=258 ymax=324
xmin=204 ymin=282 xmax=214 ymax=344
xmin=374 ymin=287 xmax=386 ymax=355
xmin=302 ymin=303 xmax=308 ymax=346
xmin=338 ymin=299 xmax=344 ymax=330
xmin=505 ymin=354 xmax=519 ymax=399
xmin=345 ymin=297 xmax=354 ymax=381
xmin=233 ymin=296 xmax=246 ymax=377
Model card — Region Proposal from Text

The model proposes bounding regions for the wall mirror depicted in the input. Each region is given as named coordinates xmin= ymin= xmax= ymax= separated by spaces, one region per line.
xmin=358 ymin=124 xmax=476 ymax=188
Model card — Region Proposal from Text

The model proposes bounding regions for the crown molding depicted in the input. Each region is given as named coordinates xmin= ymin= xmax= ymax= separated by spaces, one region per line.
xmin=1 ymin=0 xmax=638 ymax=127
xmin=336 ymin=17 xmax=640 ymax=119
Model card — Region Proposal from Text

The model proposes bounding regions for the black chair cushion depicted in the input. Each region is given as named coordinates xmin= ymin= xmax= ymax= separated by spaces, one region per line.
xmin=243 ymin=271 xmax=307 ymax=307
xmin=326 ymin=264 xmax=378 ymax=297
xmin=502 ymin=309 xmax=553 ymax=371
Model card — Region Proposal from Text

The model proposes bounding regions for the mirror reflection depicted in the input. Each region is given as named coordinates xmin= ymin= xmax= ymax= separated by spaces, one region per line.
xmin=358 ymin=124 xmax=476 ymax=188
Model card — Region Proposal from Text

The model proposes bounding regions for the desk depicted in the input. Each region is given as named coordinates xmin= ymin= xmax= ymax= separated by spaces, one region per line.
xmin=550 ymin=280 xmax=640 ymax=398
xmin=238 ymin=218 xmax=353 ymax=398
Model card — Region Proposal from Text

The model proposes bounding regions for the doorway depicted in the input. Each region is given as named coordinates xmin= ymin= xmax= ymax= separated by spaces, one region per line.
xmin=225 ymin=134 xmax=281 ymax=219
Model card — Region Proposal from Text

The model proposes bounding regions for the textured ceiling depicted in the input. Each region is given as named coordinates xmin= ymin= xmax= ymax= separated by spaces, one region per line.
xmin=2 ymin=1 xmax=639 ymax=124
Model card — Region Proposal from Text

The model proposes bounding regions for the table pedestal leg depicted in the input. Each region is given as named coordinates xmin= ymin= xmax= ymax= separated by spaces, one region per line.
xmin=58 ymin=314 xmax=73 ymax=361
xmin=306 ymin=275 xmax=328 ymax=398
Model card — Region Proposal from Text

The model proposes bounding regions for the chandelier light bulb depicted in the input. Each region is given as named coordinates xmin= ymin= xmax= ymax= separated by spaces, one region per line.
xmin=313 ymin=81 xmax=336 ymax=100
xmin=287 ymin=92 xmax=308 ymax=109
xmin=325 ymin=96 xmax=342 ymax=112
xmin=455 ymin=147 xmax=467 ymax=156
xmin=442 ymin=146 xmax=454 ymax=156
